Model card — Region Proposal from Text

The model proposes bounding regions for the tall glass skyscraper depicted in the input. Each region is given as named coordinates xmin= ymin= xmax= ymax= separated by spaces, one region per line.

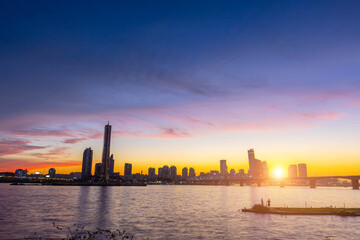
xmin=81 ymin=147 xmax=93 ymax=180
xmin=101 ymin=122 xmax=112 ymax=180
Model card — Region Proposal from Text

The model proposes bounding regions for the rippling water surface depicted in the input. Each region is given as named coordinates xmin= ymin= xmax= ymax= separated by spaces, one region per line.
xmin=1 ymin=183 xmax=360 ymax=239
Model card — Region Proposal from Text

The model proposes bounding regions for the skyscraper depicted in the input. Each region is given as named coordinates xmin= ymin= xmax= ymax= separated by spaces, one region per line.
xmin=48 ymin=168 xmax=56 ymax=178
xmin=298 ymin=163 xmax=308 ymax=177
xmin=261 ymin=161 xmax=269 ymax=178
xmin=81 ymin=147 xmax=93 ymax=180
xmin=94 ymin=163 xmax=102 ymax=178
xmin=182 ymin=167 xmax=188 ymax=178
xmin=248 ymin=149 xmax=262 ymax=177
xmin=124 ymin=163 xmax=132 ymax=176
xmin=220 ymin=160 xmax=228 ymax=174
xmin=109 ymin=154 xmax=115 ymax=177
xmin=288 ymin=164 xmax=298 ymax=178
xmin=148 ymin=167 xmax=155 ymax=177
xmin=100 ymin=123 xmax=112 ymax=180
xmin=189 ymin=167 xmax=195 ymax=178
xmin=162 ymin=165 xmax=170 ymax=178
xmin=170 ymin=166 xmax=177 ymax=179
xmin=158 ymin=167 xmax=163 ymax=178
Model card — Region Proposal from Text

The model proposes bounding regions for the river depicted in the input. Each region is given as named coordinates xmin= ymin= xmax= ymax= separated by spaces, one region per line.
xmin=0 ymin=183 xmax=359 ymax=239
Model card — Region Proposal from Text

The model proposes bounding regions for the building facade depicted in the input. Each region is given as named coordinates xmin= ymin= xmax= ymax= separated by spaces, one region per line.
xmin=298 ymin=163 xmax=308 ymax=177
xmin=288 ymin=164 xmax=298 ymax=178
xmin=220 ymin=160 xmax=228 ymax=174
xmin=81 ymin=147 xmax=93 ymax=180
xmin=124 ymin=163 xmax=132 ymax=176
xmin=100 ymin=123 xmax=112 ymax=180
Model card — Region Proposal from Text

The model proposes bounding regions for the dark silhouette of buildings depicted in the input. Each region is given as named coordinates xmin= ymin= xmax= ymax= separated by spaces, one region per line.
xmin=220 ymin=160 xmax=228 ymax=174
xmin=189 ymin=167 xmax=195 ymax=178
xmin=94 ymin=163 xmax=102 ymax=178
xmin=182 ymin=167 xmax=188 ymax=178
xmin=100 ymin=122 xmax=112 ymax=180
xmin=170 ymin=166 xmax=177 ymax=179
xmin=15 ymin=169 xmax=28 ymax=178
xmin=124 ymin=163 xmax=132 ymax=176
xmin=298 ymin=163 xmax=308 ymax=177
xmin=81 ymin=147 xmax=93 ymax=180
xmin=109 ymin=154 xmax=115 ymax=177
xmin=48 ymin=168 xmax=56 ymax=178
xmin=148 ymin=167 xmax=155 ymax=178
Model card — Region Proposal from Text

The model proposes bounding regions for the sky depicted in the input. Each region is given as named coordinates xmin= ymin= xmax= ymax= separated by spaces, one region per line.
xmin=1 ymin=0 xmax=360 ymax=176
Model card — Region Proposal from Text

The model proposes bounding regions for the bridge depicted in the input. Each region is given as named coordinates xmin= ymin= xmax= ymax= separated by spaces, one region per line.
xmin=193 ymin=175 xmax=360 ymax=189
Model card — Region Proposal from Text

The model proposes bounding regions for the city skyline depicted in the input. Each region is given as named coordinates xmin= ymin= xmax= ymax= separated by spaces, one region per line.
xmin=1 ymin=1 xmax=360 ymax=176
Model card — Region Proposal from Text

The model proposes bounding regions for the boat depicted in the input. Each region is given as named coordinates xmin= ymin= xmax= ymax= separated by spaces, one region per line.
xmin=242 ymin=204 xmax=360 ymax=216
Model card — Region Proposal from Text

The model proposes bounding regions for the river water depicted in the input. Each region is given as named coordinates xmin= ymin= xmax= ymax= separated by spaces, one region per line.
xmin=0 ymin=183 xmax=360 ymax=239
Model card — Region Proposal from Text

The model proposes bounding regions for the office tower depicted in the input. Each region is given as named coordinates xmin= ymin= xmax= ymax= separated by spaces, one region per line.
xmin=170 ymin=166 xmax=177 ymax=179
xmin=100 ymin=122 xmax=112 ymax=180
xmin=81 ymin=147 xmax=93 ymax=180
xmin=220 ymin=160 xmax=228 ymax=174
xmin=109 ymin=154 xmax=115 ymax=177
xmin=298 ymin=163 xmax=308 ymax=177
xmin=288 ymin=164 xmax=298 ymax=178
xmin=230 ymin=169 xmax=235 ymax=175
xmin=148 ymin=167 xmax=155 ymax=177
xmin=182 ymin=167 xmax=188 ymax=178
xmin=158 ymin=167 xmax=163 ymax=178
xmin=261 ymin=161 xmax=269 ymax=178
xmin=238 ymin=169 xmax=245 ymax=177
xmin=248 ymin=149 xmax=262 ymax=177
xmin=124 ymin=163 xmax=132 ymax=176
xmin=162 ymin=165 xmax=170 ymax=178
xmin=189 ymin=167 xmax=195 ymax=178
xmin=94 ymin=163 xmax=102 ymax=178
xmin=48 ymin=168 xmax=56 ymax=178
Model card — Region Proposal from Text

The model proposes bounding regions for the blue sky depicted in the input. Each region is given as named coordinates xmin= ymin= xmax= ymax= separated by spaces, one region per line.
xmin=1 ymin=0 xmax=360 ymax=174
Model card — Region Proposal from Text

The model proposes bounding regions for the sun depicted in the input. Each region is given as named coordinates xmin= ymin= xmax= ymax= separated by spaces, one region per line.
xmin=274 ymin=168 xmax=284 ymax=178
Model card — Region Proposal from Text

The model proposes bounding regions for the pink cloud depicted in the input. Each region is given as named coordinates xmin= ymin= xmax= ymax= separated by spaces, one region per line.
xmin=0 ymin=138 xmax=46 ymax=156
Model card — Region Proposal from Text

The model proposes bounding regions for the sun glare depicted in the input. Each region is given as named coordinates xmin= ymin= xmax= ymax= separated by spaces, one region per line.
xmin=274 ymin=168 xmax=284 ymax=178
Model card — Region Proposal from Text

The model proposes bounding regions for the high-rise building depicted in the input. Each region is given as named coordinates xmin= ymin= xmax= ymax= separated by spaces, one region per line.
xmin=261 ymin=161 xmax=269 ymax=178
xmin=94 ymin=163 xmax=102 ymax=178
xmin=48 ymin=168 xmax=56 ymax=178
xmin=170 ymin=166 xmax=177 ymax=179
xmin=158 ymin=167 xmax=163 ymax=178
xmin=100 ymin=123 xmax=112 ymax=180
xmin=148 ymin=167 xmax=155 ymax=177
xmin=109 ymin=154 xmax=115 ymax=177
xmin=189 ymin=167 xmax=195 ymax=178
xmin=248 ymin=149 xmax=262 ymax=177
xmin=220 ymin=160 xmax=228 ymax=174
xmin=124 ymin=163 xmax=132 ymax=176
xmin=298 ymin=163 xmax=307 ymax=177
xmin=162 ymin=165 xmax=170 ymax=178
xmin=182 ymin=167 xmax=188 ymax=178
xmin=230 ymin=169 xmax=235 ymax=175
xmin=288 ymin=164 xmax=298 ymax=178
xmin=238 ymin=169 xmax=245 ymax=177
xmin=81 ymin=147 xmax=93 ymax=180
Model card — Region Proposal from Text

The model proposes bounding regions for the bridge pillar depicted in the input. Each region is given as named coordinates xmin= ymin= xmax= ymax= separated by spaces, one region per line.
xmin=352 ymin=179 xmax=359 ymax=190
xmin=309 ymin=179 xmax=316 ymax=188
xmin=280 ymin=180 xmax=285 ymax=188
xmin=256 ymin=180 xmax=262 ymax=187
xmin=240 ymin=180 xmax=244 ymax=187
